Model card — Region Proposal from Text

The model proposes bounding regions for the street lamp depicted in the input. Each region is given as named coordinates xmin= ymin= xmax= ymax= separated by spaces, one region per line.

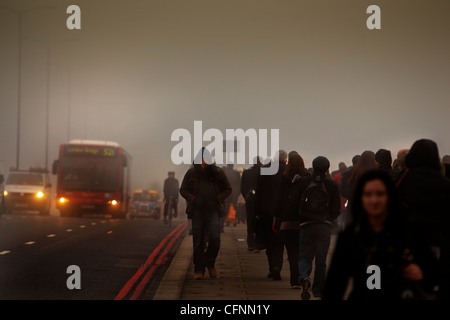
xmin=0 ymin=5 xmax=57 ymax=170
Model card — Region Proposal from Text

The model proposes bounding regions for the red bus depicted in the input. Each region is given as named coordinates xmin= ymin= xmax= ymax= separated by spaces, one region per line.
xmin=52 ymin=140 xmax=132 ymax=218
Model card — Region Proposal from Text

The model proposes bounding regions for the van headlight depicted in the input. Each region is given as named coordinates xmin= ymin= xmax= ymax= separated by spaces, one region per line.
xmin=36 ymin=192 xmax=45 ymax=199
xmin=3 ymin=191 xmax=7 ymax=197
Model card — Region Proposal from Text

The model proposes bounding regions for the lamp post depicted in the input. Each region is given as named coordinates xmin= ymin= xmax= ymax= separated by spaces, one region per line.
xmin=22 ymin=37 xmax=77 ymax=170
xmin=0 ymin=5 xmax=56 ymax=170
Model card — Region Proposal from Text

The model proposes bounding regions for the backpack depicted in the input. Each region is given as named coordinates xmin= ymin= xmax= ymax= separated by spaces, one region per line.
xmin=298 ymin=179 xmax=330 ymax=221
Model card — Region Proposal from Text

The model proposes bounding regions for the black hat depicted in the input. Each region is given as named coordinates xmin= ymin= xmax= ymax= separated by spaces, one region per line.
xmin=312 ymin=156 xmax=330 ymax=173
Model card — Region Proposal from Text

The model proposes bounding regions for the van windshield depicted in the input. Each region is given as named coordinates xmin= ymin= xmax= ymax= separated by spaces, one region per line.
xmin=7 ymin=173 xmax=43 ymax=186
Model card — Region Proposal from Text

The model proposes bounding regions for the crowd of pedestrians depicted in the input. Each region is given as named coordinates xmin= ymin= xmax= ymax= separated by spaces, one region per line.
xmin=179 ymin=138 xmax=450 ymax=300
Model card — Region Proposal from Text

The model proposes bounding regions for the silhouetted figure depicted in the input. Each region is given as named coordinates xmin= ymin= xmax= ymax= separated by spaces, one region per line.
xmin=274 ymin=151 xmax=309 ymax=288
xmin=163 ymin=171 xmax=179 ymax=223
xmin=396 ymin=139 xmax=450 ymax=299
xmin=240 ymin=156 xmax=262 ymax=251
xmin=324 ymin=170 xmax=438 ymax=300
xmin=255 ymin=150 xmax=287 ymax=281
xmin=293 ymin=156 xmax=341 ymax=299
xmin=180 ymin=147 xmax=232 ymax=280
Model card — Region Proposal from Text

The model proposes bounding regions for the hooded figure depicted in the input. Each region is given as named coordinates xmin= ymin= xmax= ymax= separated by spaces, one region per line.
xmin=180 ymin=147 xmax=232 ymax=217
xmin=180 ymin=147 xmax=232 ymax=280
xmin=396 ymin=139 xmax=450 ymax=299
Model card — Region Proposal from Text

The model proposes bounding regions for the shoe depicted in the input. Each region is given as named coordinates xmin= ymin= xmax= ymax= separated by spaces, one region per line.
xmin=291 ymin=285 xmax=301 ymax=289
xmin=194 ymin=272 xmax=204 ymax=280
xmin=267 ymin=272 xmax=273 ymax=279
xmin=272 ymin=266 xmax=281 ymax=281
xmin=207 ymin=267 xmax=218 ymax=278
xmin=300 ymin=278 xmax=311 ymax=300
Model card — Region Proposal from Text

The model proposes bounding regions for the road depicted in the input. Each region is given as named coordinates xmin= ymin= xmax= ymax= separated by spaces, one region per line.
xmin=0 ymin=210 xmax=188 ymax=300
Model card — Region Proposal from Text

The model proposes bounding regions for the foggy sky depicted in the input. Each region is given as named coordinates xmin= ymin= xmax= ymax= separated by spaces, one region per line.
xmin=1 ymin=0 xmax=449 ymax=192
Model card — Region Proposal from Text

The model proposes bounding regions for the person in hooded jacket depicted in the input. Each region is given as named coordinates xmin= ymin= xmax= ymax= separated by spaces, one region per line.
xmin=323 ymin=169 xmax=439 ymax=300
xmin=292 ymin=156 xmax=341 ymax=299
xmin=180 ymin=147 xmax=232 ymax=280
xmin=396 ymin=139 xmax=450 ymax=299
xmin=274 ymin=151 xmax=309 ymax=288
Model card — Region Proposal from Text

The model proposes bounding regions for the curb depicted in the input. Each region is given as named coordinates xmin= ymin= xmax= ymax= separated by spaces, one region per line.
xmin=152 ymin=232 xmax=192 ymax=300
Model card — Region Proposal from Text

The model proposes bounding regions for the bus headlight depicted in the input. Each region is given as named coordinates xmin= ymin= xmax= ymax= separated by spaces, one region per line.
xmin=59 ymin=197 xmax=67 ymax=204
xmin=110 ymin=200 xmax=118 ymax=206
xmin=36 ymin=192 xmax=45 ymax=199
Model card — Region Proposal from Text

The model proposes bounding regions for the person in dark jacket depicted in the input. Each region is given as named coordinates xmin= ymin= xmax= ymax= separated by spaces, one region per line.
xmin=179 ymin=147 xmax=232 ymax=280
xmin=240 ymin=156 xmax=262 ymax=251
xmin=255 ymin=150 xmax=287 ymax=281
xmin=274 ymin=151 xmax=309 ymax=288
xmin=396 ymin=139 xmax=450 ymax=299
xmin=293 ymin=156 xmax=341 ymax=300
xmin=163 ymin=171 xmax=179 ymax=223
xmin=324 ymin=169 xmax=439 ymax=300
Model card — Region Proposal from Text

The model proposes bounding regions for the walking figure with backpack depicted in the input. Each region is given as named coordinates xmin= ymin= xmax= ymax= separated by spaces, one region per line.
xmin=292 ymin=156 xmax=341 ymax=300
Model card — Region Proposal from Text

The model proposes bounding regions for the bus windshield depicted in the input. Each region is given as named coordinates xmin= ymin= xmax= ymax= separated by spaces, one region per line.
xmin=60 ymin=157 xmax=119 ymax=192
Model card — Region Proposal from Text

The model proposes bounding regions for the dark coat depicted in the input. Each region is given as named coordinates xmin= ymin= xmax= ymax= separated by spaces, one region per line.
xmin=340 ymin=168 xmax=354 ymax=201
xmin=323 ymin=220 xmax=439 ymax=300
xmin=163 ymin=177 xmax=179 ymax=199
xmin=179 ymin=164 xmax=232 ymax=217
xmin=396 ymin=139 xmax=450 ymax=247
xmin=240 ymin=164 xmax=260 ymax=199
xmin=291 ymin=173 xmax=341 ymax=225
xmin=274 ymin=173 xmax=310 ymax=230
xmin=255 ymin=161 xmax=286 ymax=221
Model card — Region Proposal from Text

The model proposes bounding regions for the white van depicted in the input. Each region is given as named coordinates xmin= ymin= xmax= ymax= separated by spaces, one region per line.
xmin=3 ymin=169 xmax=52 ymax=216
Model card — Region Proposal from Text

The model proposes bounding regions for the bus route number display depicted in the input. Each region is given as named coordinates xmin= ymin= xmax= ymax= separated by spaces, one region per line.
xmin=65 ymin=146 xmax=117 ymax=157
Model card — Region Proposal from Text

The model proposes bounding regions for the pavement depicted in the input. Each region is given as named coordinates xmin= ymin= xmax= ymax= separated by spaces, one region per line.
xmin=153 ymin=222 xmax=337 ymax=300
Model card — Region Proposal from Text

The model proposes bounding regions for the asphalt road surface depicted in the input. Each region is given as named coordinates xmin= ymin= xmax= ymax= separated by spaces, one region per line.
xmin=0 ymin=210 xmax=188 ymax=300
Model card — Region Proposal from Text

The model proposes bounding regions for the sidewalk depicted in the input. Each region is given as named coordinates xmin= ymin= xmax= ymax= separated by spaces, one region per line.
xmin=153 ymin=222 xmax=337 ymax=300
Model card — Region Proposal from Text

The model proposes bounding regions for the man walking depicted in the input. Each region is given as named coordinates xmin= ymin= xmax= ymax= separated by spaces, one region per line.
xmin=180 ymin=147 xmax=232 ymax=280
xmin=293 ymin=156 xmax=341 ymax=299
xmin=163 ymin=171 xmax=179 ymax=224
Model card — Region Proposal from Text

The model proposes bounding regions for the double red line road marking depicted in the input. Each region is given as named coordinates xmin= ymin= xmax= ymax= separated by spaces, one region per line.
xmin=115 ymin=221 xmax=188 ymax=300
